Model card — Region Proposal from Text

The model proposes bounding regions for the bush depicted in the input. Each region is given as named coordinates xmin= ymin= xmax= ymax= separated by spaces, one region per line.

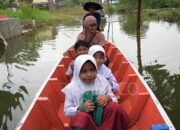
xmin=0 ymin=1 xmax=16 ymax=9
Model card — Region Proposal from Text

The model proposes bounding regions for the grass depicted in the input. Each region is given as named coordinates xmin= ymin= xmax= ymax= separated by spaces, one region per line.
xmin=144 ymin=8 xmax=180 ymax=23
xmin=1 ymin=5 xmax=180 ymax=27
xmin=0 ymin=6 xmax=84 ymax=27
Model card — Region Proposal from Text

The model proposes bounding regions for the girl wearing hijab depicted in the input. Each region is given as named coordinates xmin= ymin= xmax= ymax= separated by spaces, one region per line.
xmin=88 ymin=45 xmax=119 ymax=93
xmin=62 ymin=54 xmax=129 ymax=130
xmin=77 ymin=16 xmax=106 ymax=47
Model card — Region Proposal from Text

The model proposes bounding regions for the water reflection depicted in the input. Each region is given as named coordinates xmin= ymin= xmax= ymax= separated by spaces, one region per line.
xmin=0 ymin=86 xmax=28 ymax=130
xmin=143 ymin=61 xmax=180 ymax=128
xmin=0 ymin=27 xmax=58 ymax=130
xmin=136 ymin=28 xmax=142 ymax=74
xmin=0 ymin=50 xmax=5 ymax=59
xmin=136 ymin=0 xmax=142 ymax=74
xmin=118 ymin=13 xmax=149 ymax=39
xmin=143 ymin=62 xmax=176 ymax=111
xmin=0 ymin=27 xmax=58 ymax=65
xmin=144 ymin=61 xmax=180 ymax=129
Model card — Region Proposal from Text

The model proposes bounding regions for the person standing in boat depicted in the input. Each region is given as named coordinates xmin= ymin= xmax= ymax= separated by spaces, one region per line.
xmin=66 ymin=40 xmax=90 ymax=78
xmin=77 ymin=15 xmax=106 ymax=47
xmin=83 ymin=2 xmax=103 ymax=31
xmin=62 ymin=54 xmax=129 ymax=130
xmin=88 ymin=45 xmax=119 ymax=93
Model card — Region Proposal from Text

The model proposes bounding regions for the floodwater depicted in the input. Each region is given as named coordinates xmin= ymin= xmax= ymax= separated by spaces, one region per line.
xmin=0 ymin=13 xmax=180 ymax=130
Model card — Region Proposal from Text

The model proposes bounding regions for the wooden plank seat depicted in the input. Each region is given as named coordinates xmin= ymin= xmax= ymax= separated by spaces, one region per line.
xmin=108 ymin=53 xmax=123 ymax=72
xmin=19 ymin=99 xmax=61 ymax=130
xmin=118 ymin=73 xmax=148 ymax=102
xmin=51 ymin=64 xmax=70 ymax=87
xmin=120 ymin=92 xmax=150 ymax=129
xmin=108 ymin=47 xmax=118 ymax=63
xmin=107 ymin=50 xmax=130 ymax=82
xmin=37 ymin=97 xmax=72 ymax=130
xmin=113 ymin=61 xmax=129 ymax=82
xmin=118 ymin=74 xmax=138 ymax=99
xmin=37 ymin=97 xmax=65 ymax=130
xmin=117 ymin=72 xmax=150 ymax=129
xmin=40 ymin=78 xmax=71 ymax=130
xmin=59 ymin=56 xmax=72 ymax=70
xmin=106 ymin=46 xmax=117 ymax=60
xmin=136 ymin=97 xmax=165 ymax=130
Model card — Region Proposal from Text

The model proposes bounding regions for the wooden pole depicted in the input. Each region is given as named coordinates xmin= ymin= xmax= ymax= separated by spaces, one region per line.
xmin=136 ymin=0 xmax=142 ymax=74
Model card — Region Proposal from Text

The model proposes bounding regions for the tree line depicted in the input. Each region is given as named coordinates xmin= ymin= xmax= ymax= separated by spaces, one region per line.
xmin=1 ymin=0 xmax=180 ymax=10
xmin=118 ymin=0 xmax=180 ymax=10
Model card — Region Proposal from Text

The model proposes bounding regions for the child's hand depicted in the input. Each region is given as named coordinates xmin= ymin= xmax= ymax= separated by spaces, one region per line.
xmin=84 ymin=100 xmax=95 ymax=113
xmin=97 ymin=95 xmax=110 ymax=107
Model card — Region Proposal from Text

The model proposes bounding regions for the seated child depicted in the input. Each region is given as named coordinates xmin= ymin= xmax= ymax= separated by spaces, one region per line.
xmin=88 ymin=45 xmax=119 ymax=93
xmin=66 ymin=40 xmax=89 ymax=78
xmin=62 ymin=54 xmax=129 ymax=130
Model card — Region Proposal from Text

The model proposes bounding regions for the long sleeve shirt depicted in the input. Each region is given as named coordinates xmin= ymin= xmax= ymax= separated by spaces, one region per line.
xmin=62 ymin=74 xmax=117 ymax=117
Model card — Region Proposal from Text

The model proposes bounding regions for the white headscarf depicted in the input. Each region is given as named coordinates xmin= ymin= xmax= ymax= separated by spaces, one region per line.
xmin=73 ymin=54 xmax=97 ymax=82
xmin=88 ymin=45 xmax=105 ymax=56
xmin=72 ymin=54 xmax=98 ymax=91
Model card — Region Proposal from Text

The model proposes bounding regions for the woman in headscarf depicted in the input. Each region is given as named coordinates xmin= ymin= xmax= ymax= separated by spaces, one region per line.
xmin=77 ymin=16 xmax=106 ymax=47
xmin=62 ymin=54 xmax=129 ymax=130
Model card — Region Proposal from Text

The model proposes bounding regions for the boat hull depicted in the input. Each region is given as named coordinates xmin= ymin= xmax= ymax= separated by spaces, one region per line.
xmin=16 ymin=42 xmax=175 ymax=130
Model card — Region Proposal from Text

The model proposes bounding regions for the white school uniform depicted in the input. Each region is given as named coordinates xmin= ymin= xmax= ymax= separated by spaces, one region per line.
xmin=62 ymin=55 xmax=117 ymax=117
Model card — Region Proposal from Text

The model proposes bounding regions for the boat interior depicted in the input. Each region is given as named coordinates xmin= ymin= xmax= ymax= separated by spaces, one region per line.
xmin=18 ymin=42 xmax=166 ymax=130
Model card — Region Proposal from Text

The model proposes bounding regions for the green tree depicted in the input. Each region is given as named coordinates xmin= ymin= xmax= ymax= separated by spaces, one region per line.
xmin=119 ymin=0 xmax=180 ymax=10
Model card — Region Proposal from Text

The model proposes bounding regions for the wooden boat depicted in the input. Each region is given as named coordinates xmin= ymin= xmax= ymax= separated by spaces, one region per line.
xmin=16 ymin=42 xmax=175 ymax=130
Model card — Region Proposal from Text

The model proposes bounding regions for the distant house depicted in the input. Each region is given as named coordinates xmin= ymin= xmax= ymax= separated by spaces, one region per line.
xmin=102 ymin=0 xmax=119 ymax=4
xmin=33 ymin=0 xmax=55 ymax=5
xmin=32 ymin=0 xmax=56 ymax=11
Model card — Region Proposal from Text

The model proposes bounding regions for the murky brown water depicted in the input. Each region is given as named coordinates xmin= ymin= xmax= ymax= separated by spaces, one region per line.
xmin=0 ymin=14 xmax=180 ymax=130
